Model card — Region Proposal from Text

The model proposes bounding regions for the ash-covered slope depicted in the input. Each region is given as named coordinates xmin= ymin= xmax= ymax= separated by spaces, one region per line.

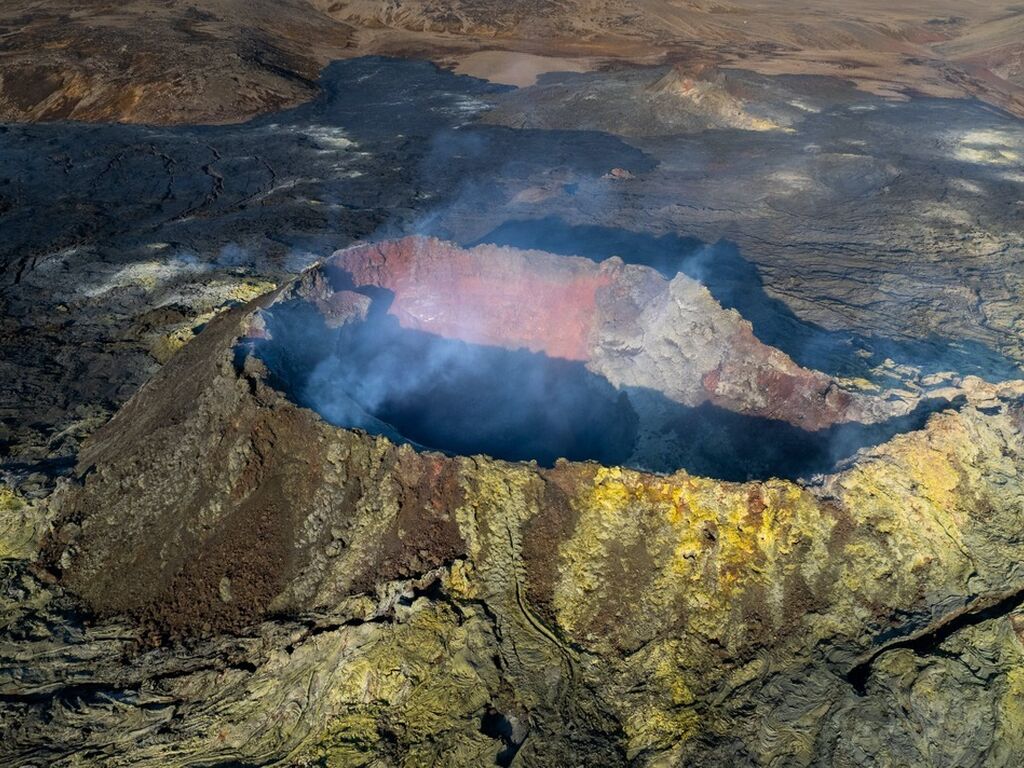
xmin=24 ymin=237 xmax=1024 ymax=766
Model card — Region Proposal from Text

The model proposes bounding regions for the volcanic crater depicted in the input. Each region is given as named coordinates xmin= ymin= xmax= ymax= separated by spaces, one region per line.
xmin=245 ymin=236 xmax=951 ymax=480
xmin=5 ymin=7 xmax=1024 ymax=764
xmin=35 ymin=232 xmax=1024 ymax=767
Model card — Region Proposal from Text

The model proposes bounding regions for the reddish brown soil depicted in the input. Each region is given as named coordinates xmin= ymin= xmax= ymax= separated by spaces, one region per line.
xmin=705 ymin=326 xmax=856 ymax=431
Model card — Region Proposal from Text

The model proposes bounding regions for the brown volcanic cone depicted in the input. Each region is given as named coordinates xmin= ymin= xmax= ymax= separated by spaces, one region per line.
xmin=46 ymin=236 xmax=935 ymax=635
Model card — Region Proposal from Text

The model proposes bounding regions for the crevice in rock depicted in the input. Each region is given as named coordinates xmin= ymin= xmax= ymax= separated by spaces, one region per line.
xmin=480 ymin=706 xmax=524 ymax=767
xmin=845 ymin=584 xmax=1024 ymax=695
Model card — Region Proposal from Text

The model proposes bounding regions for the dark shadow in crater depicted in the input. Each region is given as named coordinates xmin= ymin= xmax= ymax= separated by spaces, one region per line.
xmin=480 ymin=707 xmax=524 ymax=767
xmin=245 ymin=287 xmax=963 ymax=481
xmin=248 ymin=297 xmax=640 ymax=468
xmin=470 ymin=216 xmax=1022 ymax=382
xmin=634 ymin=391 xmax=962 ymax=481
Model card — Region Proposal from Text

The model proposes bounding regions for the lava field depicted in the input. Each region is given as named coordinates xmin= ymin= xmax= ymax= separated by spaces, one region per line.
xmin=3 ymin=10 xmax=1024 ymax=765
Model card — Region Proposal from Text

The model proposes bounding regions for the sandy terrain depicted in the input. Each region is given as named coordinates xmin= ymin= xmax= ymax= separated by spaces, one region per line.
xmin=2 ymin=0 xmax=1024 ymax=123
xmin=453 ymin=51 xmax=595 ymax=86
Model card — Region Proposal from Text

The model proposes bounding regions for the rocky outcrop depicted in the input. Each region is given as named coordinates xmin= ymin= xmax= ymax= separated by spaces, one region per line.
xmin=328 ymin=237 xmax=907 ymax=431
xmin=644 ymin=63 xmax=783 ymax=132
xmin=20 ymin=241 xmax=1024 ymax=765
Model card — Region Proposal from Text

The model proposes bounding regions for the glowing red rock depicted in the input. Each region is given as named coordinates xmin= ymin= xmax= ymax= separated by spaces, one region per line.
xmin=335 ymin=237 xmax=615 ymax=362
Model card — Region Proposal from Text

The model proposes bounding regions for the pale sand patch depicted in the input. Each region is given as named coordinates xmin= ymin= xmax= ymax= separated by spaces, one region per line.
xmin=454 ymin=50 xmax=596 ymax=87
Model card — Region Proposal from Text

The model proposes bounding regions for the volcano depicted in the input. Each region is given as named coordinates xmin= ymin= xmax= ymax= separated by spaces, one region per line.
xmin=48 ymin=237 xmax=1011 ymax=626
xmin=33 ymin=237 xmax=1024 ymax=766
xmin=5 ymin=4 xmax=1024 ymax=764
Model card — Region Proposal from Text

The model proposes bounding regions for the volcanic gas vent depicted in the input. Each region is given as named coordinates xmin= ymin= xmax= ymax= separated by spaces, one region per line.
xmin=243 ymin=237 xmax=942 ymax=479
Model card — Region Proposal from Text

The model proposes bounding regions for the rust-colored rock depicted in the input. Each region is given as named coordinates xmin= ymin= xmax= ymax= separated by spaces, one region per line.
xmin=328 ymin=236 xmax=907 ymax=431
xmin=335 ymin=238 xmax=613 ymax=362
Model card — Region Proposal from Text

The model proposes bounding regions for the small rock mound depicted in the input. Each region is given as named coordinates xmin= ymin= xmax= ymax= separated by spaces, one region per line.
xmin=645 ymin=63 xmax=782 ymax=132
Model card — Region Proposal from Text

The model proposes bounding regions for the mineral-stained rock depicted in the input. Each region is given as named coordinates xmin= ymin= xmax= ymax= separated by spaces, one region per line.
xmin=327 ymin=237 xmax=912 ymax=431
xmin=16 ymin=239 xmax=1024 ymax=766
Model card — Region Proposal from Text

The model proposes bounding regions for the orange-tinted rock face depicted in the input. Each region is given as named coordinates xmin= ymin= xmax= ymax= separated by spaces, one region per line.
xmin=325 ymin=236 xmax=905 ymax=432
xmin=335 ymin=237 xmax=615 ymax=361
